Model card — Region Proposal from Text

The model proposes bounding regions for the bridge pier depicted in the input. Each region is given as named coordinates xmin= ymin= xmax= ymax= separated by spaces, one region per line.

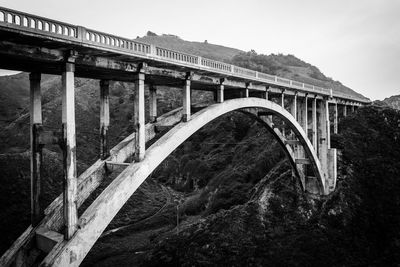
xmin=317 ymin=98 xmax=337 ymax=193
xmin=62 ymin=60 xmax=78 ymax=239
xmin=312 ymin=97 xmax=317 ymax=150
xmin=30 ymin=72 xmax=43 ymax=226
xmin=318 ymin=99 xmax=329 ymax=165
xmin=182 ymin=73 xmax=191 ymax=122
xmin=149 ymin=84 xmax=157 ymax=122
xmin=302 ymin=94 xmax=308 ymax=135
xmin=262 ymin=87 xmax=268 ymax=100
xmin=296 ymin=95 xmax=307 ymax=182
xmin=134 ymin=72 xmax=145 ymax=161
xmin=333 ymin=102 xmax=338 ymax=134
xmin=290 ymin=93 xmax=298 ymax=154
xmin=280 ymin=90 xmax=286 ymax=136
xmin=100 ymin=80 xmax=110 ymax=159
xmin=217 ymin=80 xmax=224 ymax=103
xmin=291 ymin=93 xmax=297 ymax=120
xmin=245 ymin=83 xmax=250 ymax=98
xmin=265 ymin=89 xmax=273 ymax=121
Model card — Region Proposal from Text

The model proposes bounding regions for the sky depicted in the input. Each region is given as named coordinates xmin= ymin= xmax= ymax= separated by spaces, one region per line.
xmin=0 ymin=0 xmax=399 ymax=100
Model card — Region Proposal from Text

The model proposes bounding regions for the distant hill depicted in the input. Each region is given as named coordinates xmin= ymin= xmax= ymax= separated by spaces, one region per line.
xmin=137 ymin=32 xmax=241 ymax=63
xmin=137 ymin=31 xmax=369 ymax=101
xmin=373 ymin=94 xmax=400 ymax=110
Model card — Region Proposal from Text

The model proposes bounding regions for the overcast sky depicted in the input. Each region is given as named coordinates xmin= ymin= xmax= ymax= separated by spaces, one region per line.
xmin=1 ymin=0 xmax=399 ymax=100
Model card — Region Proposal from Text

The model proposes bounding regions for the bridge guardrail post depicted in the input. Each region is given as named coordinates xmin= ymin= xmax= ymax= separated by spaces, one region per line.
xmin=150 ymin=44 xmax=157 ymax=56
xmin=77 ymin=26 xmax=86 ymax=42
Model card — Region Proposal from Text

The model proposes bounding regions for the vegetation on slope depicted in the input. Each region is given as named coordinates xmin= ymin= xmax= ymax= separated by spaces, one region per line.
xmin=137 ymin=32 xmax=241 ymax=63
xmin=143 ymin=105 xmax=400 ymax=266
xmin=231 ymin=50 xmax=368 ymax=101
xmin=138 ymin=31 xmax=368 ymax=101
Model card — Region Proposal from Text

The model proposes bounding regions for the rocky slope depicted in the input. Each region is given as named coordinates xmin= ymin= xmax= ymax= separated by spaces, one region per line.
xmin=374 ymin=94 xmax=400 ymax=110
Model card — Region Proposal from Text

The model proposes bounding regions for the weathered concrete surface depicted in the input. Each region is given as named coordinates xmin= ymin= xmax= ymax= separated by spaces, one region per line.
xmin=100 ymin=80 xmax=110 ymax=159
xmin=134 ymin=73 xmax=145 ymax=161
xmin=42 ymin=98 xmax=326 ymax=267
xmin=61 ymin=61 xmax=77 ymax=240
xmin=0 ymin=107 xmax=184 ymax=267
xmin=30 ymin=72 xmax=43 ymax=226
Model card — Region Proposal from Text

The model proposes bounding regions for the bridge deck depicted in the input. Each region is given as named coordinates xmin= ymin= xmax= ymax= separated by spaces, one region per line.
xmin=0 ymin=6 xmax=369 ymax=104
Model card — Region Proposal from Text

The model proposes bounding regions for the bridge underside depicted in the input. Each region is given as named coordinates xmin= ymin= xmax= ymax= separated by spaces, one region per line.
xmin=0 ymin=29 xmax=255 ymax=90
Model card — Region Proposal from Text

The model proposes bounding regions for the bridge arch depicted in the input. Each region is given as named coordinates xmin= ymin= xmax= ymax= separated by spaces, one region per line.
xmin=45 ymin=97 xmax=325 ymax=266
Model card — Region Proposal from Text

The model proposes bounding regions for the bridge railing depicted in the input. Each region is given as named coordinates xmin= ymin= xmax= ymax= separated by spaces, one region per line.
xmin=0 ymin=6 xmax=370 ymax=104
xmin=155 ymin=46 xmax=198 ymax=64
xmin=200 ymin=57 xmax=232 ymax=72
xmin=257 ymin=72 xmax=276 ymax=82
xmin=233 ymin=65 xmax=257 ymax=78
xmin=0 ymin=7 xmax=78 ymax=41
xmin=84 ymin=28 xmax=150 ymax=55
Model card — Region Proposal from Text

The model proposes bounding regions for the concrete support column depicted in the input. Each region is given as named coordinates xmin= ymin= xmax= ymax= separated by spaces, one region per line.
xmin=62 ymin=61 xmax=77 ymax=240
xmin=100 ymin=80 xmax=110 ymax=160
xmin=243 ymin=83 xmax=250 ymax=98
xmin=280 ymin=90 xmax=285 ymax=136
xmin=291 ymin=93 xmax=297 ymax=120
xmin=216 ymin=82 xmax=224 ymax=103
xmin=312 ymin=97 xmax=317 ymax=150
xmin=149 ymin=85 xmax=157 ymax=122
xmin=30 ymin=72 xmax=43 ymax=226
xmin=318 ymin=99 xmax=332 ymax=193
xmin=343 ymin=104 xmax=347 ymax=117
xmin=322 ymin=100 xmax=337 ymax=193
xmin=333 ymin=102 xmax=338 ymax=134
xmin=303 ymin=94 xmax=308 ymax=136
xmin=351 ymin=105 xmax=355 ymax=113
xmin=182 ymin=78 xmax=191 ymax=122
xmin=266 ymin=90 xmax=273 ymax=122
xmin=325 ymin=100 xmax=331 ymax=148
xmin=134 ymin=72 xmax=145 ymax=161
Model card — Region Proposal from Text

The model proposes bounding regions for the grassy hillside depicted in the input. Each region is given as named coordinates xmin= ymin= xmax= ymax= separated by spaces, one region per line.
xmin=137 ymin=32 xmax=241 ymax=63
xmin=231 ymin=51 xmax=368 ymax=101
xmin=138 ymin=32 xmax=368 ymax=101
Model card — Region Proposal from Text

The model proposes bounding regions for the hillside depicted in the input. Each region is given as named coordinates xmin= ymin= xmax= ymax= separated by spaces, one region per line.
xmin=374 ymin=94 xmax=400 ymax=110
xmin=141 ymin=106 xmax=400 ymax=266
xmin=138 ymin=32 xmax=368 ymax=101
xmin=137 ymin=31 xmax=242 ymax=63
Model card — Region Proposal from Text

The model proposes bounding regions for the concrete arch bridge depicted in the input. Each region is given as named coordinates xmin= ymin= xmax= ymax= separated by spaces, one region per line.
xmin=0 ymin=6 xmax=369 ymax=266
